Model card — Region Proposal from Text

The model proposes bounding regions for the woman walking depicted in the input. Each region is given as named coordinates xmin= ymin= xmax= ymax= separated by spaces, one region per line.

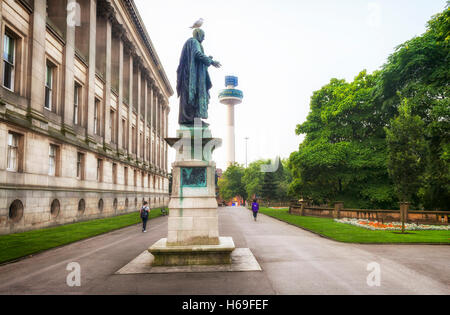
xmin=252 ymin=199 xmax=260 ymax=222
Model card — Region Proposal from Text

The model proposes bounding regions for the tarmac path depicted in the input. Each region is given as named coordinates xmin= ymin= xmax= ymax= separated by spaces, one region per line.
xmin=0 ymin=207 xmax=448 ymax=295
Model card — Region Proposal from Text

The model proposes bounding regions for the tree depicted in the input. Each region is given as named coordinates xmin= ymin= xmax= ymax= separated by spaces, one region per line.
xmin=277 ymin=159 xmax=294 ymax=201
xmin=385 ymin=99 xmax=427 ymax=203
xmin=289 ymin=6 xmax=449 ymax=209
xmin=261 ymin=171 xmax=278 ymax=202
xmin=290 ymin=71 xmax=396 ymax=208
xmin=242 ymin=160 xmax=266 ymax=199
xmin=218 ymin=163 xmax=247 ymax=201
xmin=378 ymin=7 xmax=449 ymax=209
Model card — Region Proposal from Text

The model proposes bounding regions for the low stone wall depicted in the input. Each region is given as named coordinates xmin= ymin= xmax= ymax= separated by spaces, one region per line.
xmin=0 ymin=188 xmax=169 ymax=235
xmin=289 ymin=202 xmax=449 ymax=225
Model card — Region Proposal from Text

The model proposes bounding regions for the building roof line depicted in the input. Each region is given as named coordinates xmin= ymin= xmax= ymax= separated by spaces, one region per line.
xmin=122 ymin=0 xmax=174 ymax=97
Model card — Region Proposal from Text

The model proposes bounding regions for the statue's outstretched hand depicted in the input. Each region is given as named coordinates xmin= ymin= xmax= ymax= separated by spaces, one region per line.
xmin=212 ymin=61 xmax=222 ymax=68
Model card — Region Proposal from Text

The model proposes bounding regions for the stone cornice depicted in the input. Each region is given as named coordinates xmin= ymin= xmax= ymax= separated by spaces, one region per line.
xmin=17 ymin=0 xmax=33 ymax=14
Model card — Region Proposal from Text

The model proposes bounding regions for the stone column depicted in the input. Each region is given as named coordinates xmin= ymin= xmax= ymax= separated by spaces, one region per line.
xmin=28 ymin=0 xmax=47 ymax=125
xmin=61 ymin=0 xmax=76 ymax=138
xmin=157 ymin=98 xmax=161 ymax=170
xmin=161 ymin=100 xmax=167 ymax=172
xmin=158 ymin=94 xmax=162 ymax=170
xmin=116 ymin=27 xmax=124 ymax=152
xmin=158 ymin=93 xmax=162 ymax=137
xmin=85 ymin=0 xmax=97 ymax=146
xmin=143 ymin=73 xmax=148 ymax=164
xmin=127 ymin=51 xmax=134 ymax=156
xmin=103 ymin=8 xmax=113 ymax=150
xmin=166 ymin=107 xmax=170 ymax=173
xmin=152 ymin=86 xmax=158 ymax=166
xmin=148 ymin=79 xmax=154 ymax=166
xmin=163 ymin=106 xmax=167 ymax=172
xmin=135 ymin=59 xmax=141 ymax=160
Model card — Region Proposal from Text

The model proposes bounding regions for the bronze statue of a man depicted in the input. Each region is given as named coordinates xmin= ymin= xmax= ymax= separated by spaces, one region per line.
xmin=176 ymin=29 xmax=221 ymax=127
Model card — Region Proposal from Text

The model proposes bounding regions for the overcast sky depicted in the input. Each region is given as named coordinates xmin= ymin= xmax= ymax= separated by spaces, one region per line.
xmin=135 ymin=0 xmax=447 ymax=171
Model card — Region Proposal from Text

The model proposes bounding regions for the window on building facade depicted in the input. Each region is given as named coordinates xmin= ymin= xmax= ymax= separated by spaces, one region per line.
xmin=77 ymin=152 xmax=85 ymax=180
xmin=134 ymin=170 xmax=137 ymax=187
xmin=48 ymin=144 xmax=59 ymax=176
xmin=45 ymin=61 xmax=56 ymax=111
xmin=124 ymin=166 xmax=128 ymax=186
xmin=110 ymin=110 xmax=115 ymax=143
xmin=140 ymin=132 xmax=144 ymax=158
xmin=141 ymin=171 xmax=145 ymax=187
xmin=112 ymin=163 xmax=117 ymax=184
xmin=3 ymin=33 xmax=15 ymax=91
xmin=7 ymin=132 xmax=21 ymax=172
xmin=132 ymin=126 xmax=136 ymax=154
xmin=94 ymin=99 xmax=100 ymax=135
xmin=122 ymin=118 xmax=127 ymax=149
xmin=74 ymin=83 xmax=81 ymax=125
xmin=97 ymin=158 xmax=103 ymax=182
xmin=146 ymin=137 xmax=150 ymax=161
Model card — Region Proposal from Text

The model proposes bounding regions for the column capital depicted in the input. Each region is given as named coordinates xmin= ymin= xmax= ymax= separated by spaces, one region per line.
xmin=147 ymin=74 xmax=156 ymax=86
xmin=133 ymin=55 xmax=144 ymax=68
xmin=152 ymin=84 xmax=160 ymax=95
xmin=141 ymin=68 xmax=150 ymax=78
xmin=112 ymin=22 xmax=125 ymax=38
xmin=97 ymin=0 xmax=115 ymax=20
xmin=122 ymin=34 xmax=135 ymax=55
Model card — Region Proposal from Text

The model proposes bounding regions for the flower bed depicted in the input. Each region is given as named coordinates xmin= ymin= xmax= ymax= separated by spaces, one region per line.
xmin=334 ymin=218 xmax=450 ymax=231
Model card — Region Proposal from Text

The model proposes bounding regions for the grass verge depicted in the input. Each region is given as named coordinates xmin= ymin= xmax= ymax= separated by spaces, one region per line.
xmin=0 ymin=209 xmax=165 ymax=264
xmin=260 ymin=208 xmax=450 ymax=244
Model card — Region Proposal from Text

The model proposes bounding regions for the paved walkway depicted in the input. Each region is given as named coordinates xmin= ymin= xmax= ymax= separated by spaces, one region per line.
xmin=0 ymin=207 xmax=448 ymax=294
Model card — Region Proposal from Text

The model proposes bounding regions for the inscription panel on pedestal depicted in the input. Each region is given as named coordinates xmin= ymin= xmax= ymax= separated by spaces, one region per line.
xmin=181 ymin=167 xmax=207 ymax=188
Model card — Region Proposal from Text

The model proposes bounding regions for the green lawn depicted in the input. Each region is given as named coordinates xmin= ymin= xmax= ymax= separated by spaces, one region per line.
xmin=260 ymin=208 xmax=450 ymax=244
xmin=0 ymin=210 xmax=165 ymax=264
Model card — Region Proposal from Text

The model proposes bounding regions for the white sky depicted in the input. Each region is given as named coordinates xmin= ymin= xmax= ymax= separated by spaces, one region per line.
xmin=135 ymin=0 xmax=447 ymax=171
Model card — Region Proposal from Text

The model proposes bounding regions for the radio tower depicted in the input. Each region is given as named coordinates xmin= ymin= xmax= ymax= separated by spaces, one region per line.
xmin=219 ymin=76 xmax=244 ymax=167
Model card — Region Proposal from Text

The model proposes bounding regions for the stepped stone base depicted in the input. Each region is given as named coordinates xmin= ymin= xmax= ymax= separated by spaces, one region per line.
xmin=149 ymin=237 xmax=235 ymax=266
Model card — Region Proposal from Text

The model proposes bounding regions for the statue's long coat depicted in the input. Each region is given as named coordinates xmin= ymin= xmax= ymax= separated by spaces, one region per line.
xmin=176 ymin=37 xmax=213 ymax=125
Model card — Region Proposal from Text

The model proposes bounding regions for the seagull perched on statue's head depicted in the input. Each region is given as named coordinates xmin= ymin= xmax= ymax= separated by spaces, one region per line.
xmin=190 ymin=18 xmax=204 ymax=29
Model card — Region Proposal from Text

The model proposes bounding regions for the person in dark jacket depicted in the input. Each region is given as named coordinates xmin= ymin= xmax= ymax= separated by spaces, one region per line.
xmin=252 ymin=199 xmax=260 ymax=222
xmin=140 ymin=201 xmax=150 ymax=233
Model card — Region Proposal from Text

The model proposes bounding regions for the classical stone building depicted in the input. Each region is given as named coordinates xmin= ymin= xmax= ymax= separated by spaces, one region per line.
xmin=0 ymin=0 xmax=173 ymax=235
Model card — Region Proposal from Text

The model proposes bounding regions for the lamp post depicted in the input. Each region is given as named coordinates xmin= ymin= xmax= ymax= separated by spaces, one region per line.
xmin=245 ymin=137 xmax=249 ymax=168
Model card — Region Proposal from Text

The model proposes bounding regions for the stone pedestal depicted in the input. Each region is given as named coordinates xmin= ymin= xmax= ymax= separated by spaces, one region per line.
xmin=149 ymin=126 xmax=235 ymax=266
xmin=151 ymin=237 xmax=235 ymax=266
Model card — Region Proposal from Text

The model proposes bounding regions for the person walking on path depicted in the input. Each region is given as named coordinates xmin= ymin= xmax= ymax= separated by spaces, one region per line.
xmin=140 ymin=201 xmax=150 ymax=233
xmin=252 ymin=199 xmax=260 ymax=222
